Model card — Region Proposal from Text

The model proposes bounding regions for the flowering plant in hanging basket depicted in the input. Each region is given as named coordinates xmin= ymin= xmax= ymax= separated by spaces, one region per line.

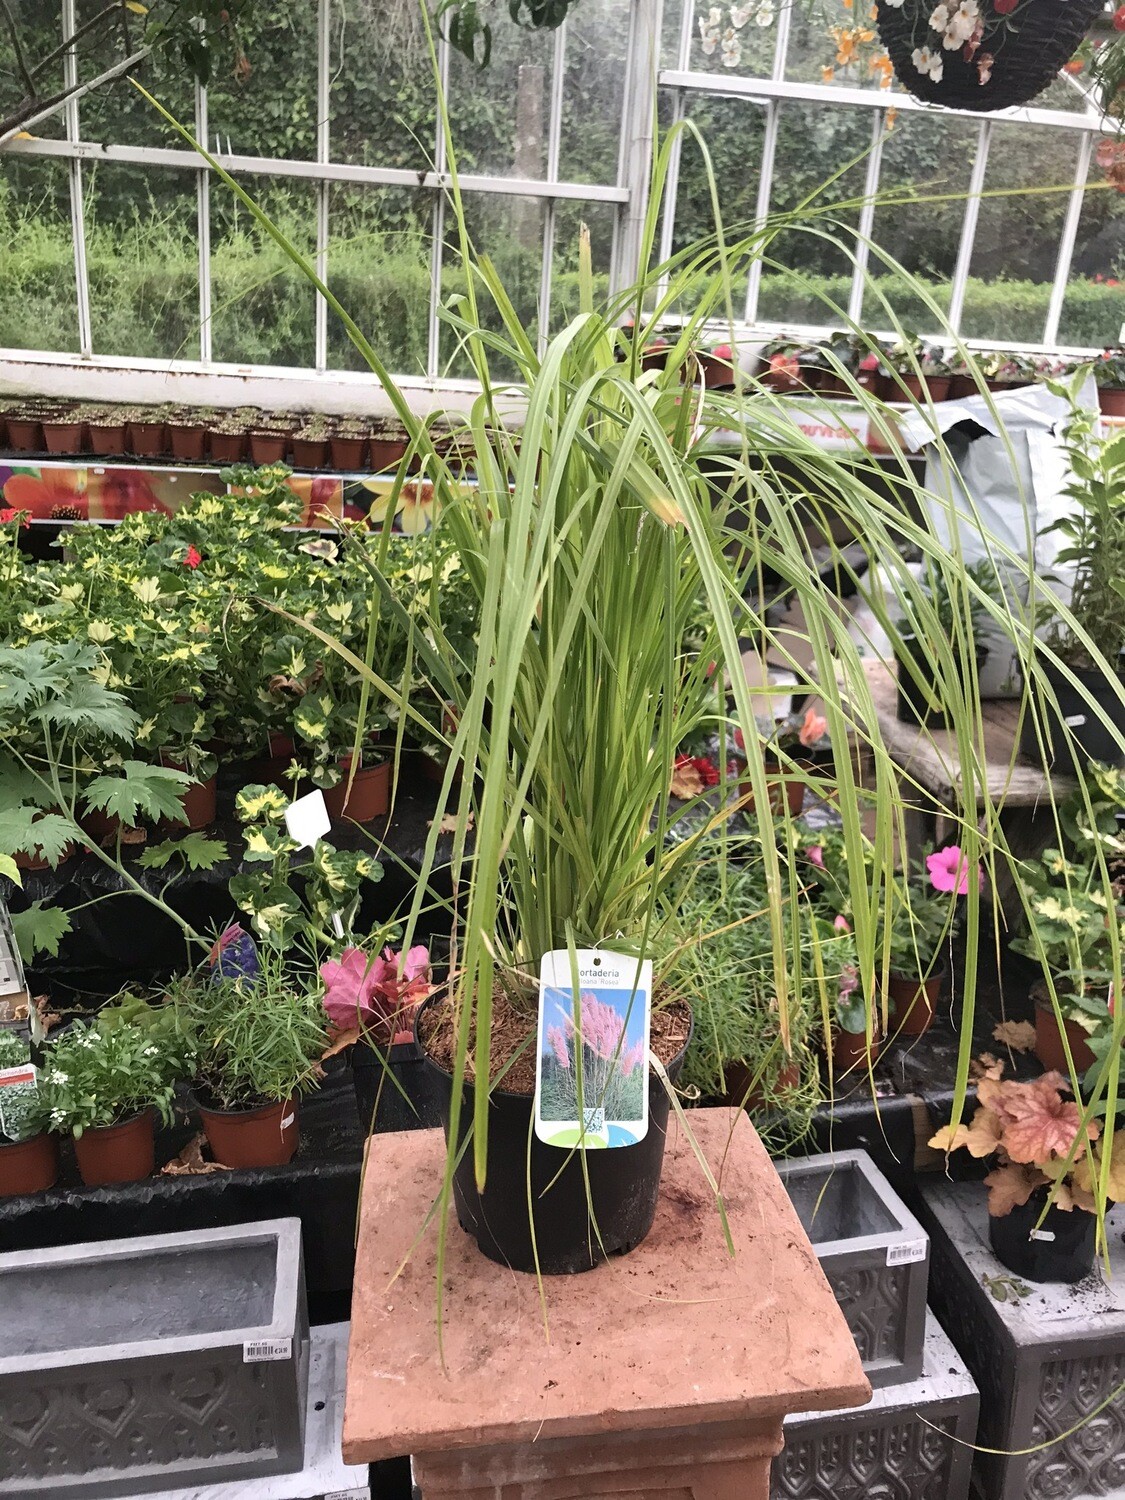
xmin=875 ymin=0 xmax=1105 ymax=111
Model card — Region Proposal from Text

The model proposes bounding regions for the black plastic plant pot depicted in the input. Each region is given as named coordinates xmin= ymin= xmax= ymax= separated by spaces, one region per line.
xmin=988 ymin=1189 xmax=1096 ymax=1285
xmin=1020 ymin=657 xmax=1125 ymax=773
xmin=895 ymin=647 xmax=950 ymax=730
xmin=417 ymin=995 xmax=692 ymax=1275
xmin=351 ymin=1036 xmax=445 ymax=1136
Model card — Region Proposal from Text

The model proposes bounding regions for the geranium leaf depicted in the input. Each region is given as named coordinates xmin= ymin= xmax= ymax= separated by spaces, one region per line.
xmin=10 ymin=901 xmax=71 ymax=959
xmin=84 ymin=762 xmax=193 ymax=825
xmin=140 ymin=833 xmax=229 ymax=872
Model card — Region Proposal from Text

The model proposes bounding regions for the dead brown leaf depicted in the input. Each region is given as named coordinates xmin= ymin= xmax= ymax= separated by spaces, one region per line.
xmin=160 ymin=1134 xmax=230 ymax=1176
xmin=321 ymin=1026 xmax=362 ymax=1061
xmin=992 ymin=1020 xmax=1038 ymax=1053
xmin=33 ymin=995 xmax=62 ymax=1034
xmin=670 ymin=762 xmax=705 ymax=799
xmin=430 ymin=810 xmax=472 ymax=835
xmin=970 ymin=1051 xmax=1005 ymax=1083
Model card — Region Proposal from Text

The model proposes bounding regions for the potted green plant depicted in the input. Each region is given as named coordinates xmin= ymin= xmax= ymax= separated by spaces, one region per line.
xmin=249 ymin=412 xmax=294 ymax=466
xmin=885 ymin=849 xmax=974 ymax=1035
xmin=929 ymin=1072 xmax=1104 ymax=1284
xmin=733 ymin=705 xmax=827 ymax=818
xmin=329 ymin=417 xmax=369 ymax=471
xmin=86 ymin=405 xmax=128 ymax=456
xmin=1021 ymin=373 xmax=1125 ymax=771
xmin=757 ymin=338 xmax=818 ymax=394
xmin=832 ymin=957 xmax=881 ymax=1074
xmin=367 ymin=419 xmax=410 ymax=474
xmin=38 ymin=1015 xmax=188 ymax=1186
xmin=41 ymin=401 xmax=88 ymax=457
xmin=885 ymin=338 xmax=951 ymax=403
xmin=291 ymin=413 xmax=332 ymax=469
xmin=167 ymin=404 xmax=210 ymax=462
xmin=895 ymin=559 xmax=1000 ymax=729
xmin=0 ymin=1030 xmax=57 ymax=1197
xmin=209 ymin=408 xmax=251 ymax=463
xmin=1094 ymin=347 xmax=1125 ymax=419
xmin=126 ymin=405 xmax=169 ymax=459
xmin=174 ymin=950 xmax=329 ymax=1168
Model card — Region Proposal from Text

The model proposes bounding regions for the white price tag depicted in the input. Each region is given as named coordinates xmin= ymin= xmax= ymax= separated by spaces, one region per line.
xmin=284 ymin=790 xmax=331 ymax=849
xmin=1029 ymin=1228 xmax=1056 ymax=1243
xmin=886 ymin=1240 xmax=928 ymax=1267
xmin=1064 ymin=714 xmax=1087 ymax=728
xmin=325 ymin=1489 xmax=371 ymax=1500
xmin=243 ymin=1337 xmax=292 ymax=1363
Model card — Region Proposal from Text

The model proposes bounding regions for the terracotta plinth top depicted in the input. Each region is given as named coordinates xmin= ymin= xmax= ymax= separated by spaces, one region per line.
xmin=343 ymin=1107 xmax=869 ymax=1464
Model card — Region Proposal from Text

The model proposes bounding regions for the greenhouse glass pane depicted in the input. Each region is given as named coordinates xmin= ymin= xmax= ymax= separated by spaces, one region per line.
xmin=445 ymin=23 xmax=557 ymax=180
xmin=211 ymin=176 xmax=317 ymax=366
xmin=861 ymin=111 xmax=978 ymax=337
xmin=1058 ymin=179 xmax=1125 ymax=350
xmin=0 ymin=2 xmax=65 ymax=139
xmin=0 ymin=158 xmax=78 ymax=352
xmin=85 ymin=164 xmax=199 ymax=360
xmin=77 ymin=0 xmax=194 ymax=149
xmin=439 ymin=195 xmax=545 ymax=379
xmin=558 ymin=0 xmax=631 ymax=187
xmin=962 ymin=122 xmax=1082 ymax=344
xmin=207 ymin=7 xmax=318 ymax=161
xmin=327 ymin=0 xmax=436 ymax=171
xmin=758 ymin=103 xmax=869 ymax=325
xmin=327 ymin=184 xmax=432 ymax=379
xmin=682 ymin=0 xmax=777 ymax=83
xmin=786 ymin=0 xmax=892 ymax=92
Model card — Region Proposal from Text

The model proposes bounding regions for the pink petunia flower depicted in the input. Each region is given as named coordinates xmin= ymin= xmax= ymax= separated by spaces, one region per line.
xmin=834 ymin=914 xmax=852 ymax=933
xmin=806 ymin=845 xmax=826 ymax=870
xmin=926 ymin=845 xmax=984 ymax=896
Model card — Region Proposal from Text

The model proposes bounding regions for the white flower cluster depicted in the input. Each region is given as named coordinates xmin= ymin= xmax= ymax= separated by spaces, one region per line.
xmin=698 ymin=0 xmax=775 ymax=68
xmin=909 ymin=0 xmax=985 ymax=81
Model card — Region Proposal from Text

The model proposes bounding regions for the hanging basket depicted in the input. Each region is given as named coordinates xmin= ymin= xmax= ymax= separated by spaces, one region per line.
xmin=876 ymin=0 xmax=1104 ymax=112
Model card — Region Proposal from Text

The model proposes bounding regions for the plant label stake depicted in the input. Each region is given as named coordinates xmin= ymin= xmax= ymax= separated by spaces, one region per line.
xmin=534 ymin=949 xmax=651 ymax=1149
xmin=284 ymin=790 xmax=344 ymax=937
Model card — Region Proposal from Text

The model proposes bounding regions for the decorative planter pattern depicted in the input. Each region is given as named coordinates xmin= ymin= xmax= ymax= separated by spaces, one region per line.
xmin=0 ymin=1217 xmax=309 ymax=1497
xmin=772 ymin=1313 xmax=978 ymax=1500
xmin=777 ymin=1149 xmax=928 ymax=1388
xmin=919 ymin=1178 xmax=1125 ymax=1500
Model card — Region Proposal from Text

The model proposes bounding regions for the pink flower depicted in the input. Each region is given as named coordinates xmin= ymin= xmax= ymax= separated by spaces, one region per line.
xmin=0 ymin=507 xmax=30 ymax=529
xmin=838 ymin=964 xmax=859 ymax=1000
xmin=320 ymin=944 xmax=433 ymax=1041
xmin=183 ymin=545 xmax=202 ymax=569
xmin=926 ymin=845 xmax=984 ymax=896
xmin=834 ymin=914 xmax=851 ymax=933
xmin=806 ymin=845 xmax=826 ymax=870
xmin=797 ymin=707 xmax=828 ymax=748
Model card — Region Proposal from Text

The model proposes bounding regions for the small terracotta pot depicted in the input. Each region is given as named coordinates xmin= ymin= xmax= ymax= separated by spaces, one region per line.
xmin=14 ymin=842 xmax=75 ymax=872
xmin=948 ymin=374 xmax=979 ymax=400
xmin=88 ymin=422 xmax=127 ymax=456
xmin=367 ymin=437 xmax=408 ymax=473
xmin=6 ymin=418 xmax=43 ymax=452
xmin=291 ymin=436 xmax=329 ymax=469
xmin=722 ymin=1059 xmax=802 ymax=1111
xmin=886 ymin=968 xmax=944 ymax=1036
xmin=1099 ymin=386 xmax=1125 ymax=419
xmin=1035 ymin=1000 xmax=1096 ymax=1075
xmin=73 ymin=1109 xmax=155 ymax=1187
xmin=329 ymin=435 xmax=367 ymax=470
xmin=831 ymin=1028 xmax=882 ymax=1075
xmin=0 ymin=1132 xmax=59 ymax=1197
xmin=127 ymin=420 xmax=167 ymax=458
xmin=857 ymin=371 xmax=888 ymax=400
xmin=324 ymin=759 xmax=391 ymax=821
xmin=250 ymin=431 xmax=290 ymax=465
xmin=740 ymin=771 xmax=806 ymax=819
xmin=268 ymin=732 xmax=296 ymax=759
xmin=986 ymin=378 xmax=1031 ymax=394
xmin=210 ymin=431 xmax=247 ymax=463
xmin=695 ymin=351 xmax=737 ymax=389
xmin=197 ymin=1096 xmax=299 ymax=1168
xmin=926 ymin=375 xmax=951 ymax=402
xmin=169 ymin=424 xmax=207 ymax=462
xmin=811 ymin=371 xmax=850 ymax=396
xmin=42 ymin=420 xmax=87 ymax=455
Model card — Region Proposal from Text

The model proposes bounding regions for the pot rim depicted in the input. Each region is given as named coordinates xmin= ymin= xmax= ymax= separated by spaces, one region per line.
xmin=0 ymin=1129 xmax=54 ymax=1152
xmin=192 ymin=1090 xmax=297 ymax=1119
xmin=75 ymin=1106 xmax=154 ymax=1138
xmin=414 ymin=990 xmax=694 ymax=1102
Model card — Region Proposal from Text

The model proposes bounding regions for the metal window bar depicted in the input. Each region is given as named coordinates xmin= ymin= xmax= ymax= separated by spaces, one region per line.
xmin=315 ymin=0 xmax=330 ymax=373
xmin=611 ymin=0 xmax=664 ymax=293
xmin=537 ymin=21 xmax=568 ymax=354
xmin=946 ymin=118 xmax=991 ymax=336
xmin=60 ymin=0 xmax=91 ymax=356
xmin=846 ymin=107 xmax=886 ymax=327
xmin=742 ymin=0 xmax=792 ymax=325
xmin=195 ymin=66 xmax=212 ymax=362
xmin=654 ymin=0 xmax=697 ymax=298
xmin=1043 ymin=130 xmax=1094 ymax=349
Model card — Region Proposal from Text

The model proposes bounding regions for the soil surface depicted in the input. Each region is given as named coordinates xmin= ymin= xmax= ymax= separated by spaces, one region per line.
xmin=419 ymin=986 xmax=692 ymax=1097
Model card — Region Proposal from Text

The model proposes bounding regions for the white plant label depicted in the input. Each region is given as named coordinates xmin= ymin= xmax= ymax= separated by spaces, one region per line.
xmin=324 ymin=1489 xmax=371 ymax=1500
xmin=534 ymin=949 xmax=651 ymax=1149
xmin=1029 ymin=1228 xmax=1057 ymax=1243
xmin=1063 ymin=714 xmax=1087 ymax=728
xmin=243 ymin=1337 xmax=292 ymax=1363
xmin=284 ymin=789 xmax=331 ymax=849
xmin=886 ymin=1240 xmax=928 ymax=1267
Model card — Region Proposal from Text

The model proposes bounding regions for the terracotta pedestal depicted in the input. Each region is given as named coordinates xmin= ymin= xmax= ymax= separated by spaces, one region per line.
xmin=344 ymin=1109 xmax=869 ymax=1500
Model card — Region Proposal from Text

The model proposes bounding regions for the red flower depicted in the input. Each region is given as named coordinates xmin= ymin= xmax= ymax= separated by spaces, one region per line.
xmin=0 ymin=507 xmax=29 ymax=528
xmin=993 ymin=0 xmax=1016 ymax=13
xmin=1114 ymin=4 xmax=1125 ymax=30
xmin=694 ymin=756 xmax=720 ymax=788
xmin=182 ymin=545 xmax=202 ymax=569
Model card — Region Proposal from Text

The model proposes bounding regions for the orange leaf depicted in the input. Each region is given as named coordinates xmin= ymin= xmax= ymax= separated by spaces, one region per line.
xmin=970 ymin=1051 xmax=1005 ymax=1082
xmin=321 ymin=1026 xmax=362 ymax=1061
xmin=984 ymin=1163 xmax=1047 ymax=1216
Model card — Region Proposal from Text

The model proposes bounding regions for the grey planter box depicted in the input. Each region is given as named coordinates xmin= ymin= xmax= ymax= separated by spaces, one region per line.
xmin=0 ymin=1217 xmax=309 ymax=1497
xmin=920 ymin=1178 xmax=1125 ymax=1500
xmin=772 ymin=1310 xmax=979 ymax=1500
xmin=777 ymin=1148 xmax=929 ymax=1386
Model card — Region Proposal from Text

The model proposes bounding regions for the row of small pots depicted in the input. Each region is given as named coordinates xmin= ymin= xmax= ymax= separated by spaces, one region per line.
xmin=0 ymin=412 xmax=410 ymax=473
xmin=0 ymin=1093 xmax=300 ymax=1199
xmin=760 ymin=367 xmax=1125 ymax=415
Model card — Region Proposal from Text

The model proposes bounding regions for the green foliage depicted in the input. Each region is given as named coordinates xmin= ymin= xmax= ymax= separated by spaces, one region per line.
xmin=0 ymin=1030 xmax=40 ymax=1144
xmin=139 ymin=832 xmax=229 ymax=871
xmin=10 ymin=901 xmax=71 ymax=960
xmin=172 ymin=955 xmax=328 ymax=1109
xmin=83 ymin=761 xmax=194 ymax=826
xmin=38 ymin=1015 xmax=190 ymax=1136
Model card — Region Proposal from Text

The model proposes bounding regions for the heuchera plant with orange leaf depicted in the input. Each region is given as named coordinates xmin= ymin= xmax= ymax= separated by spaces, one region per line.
xmin=930 ymin=1072 xmax=1101 ymax=1216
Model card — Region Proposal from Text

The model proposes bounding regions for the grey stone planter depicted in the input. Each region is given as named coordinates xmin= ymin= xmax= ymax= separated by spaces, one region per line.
xmin=920 ymin=1178 xmax=1125 ymax=1500
xmin=772 ymin=1311 xmax=978 ymax=1500
xmin=777 ymin=1148 xmax=929 ymax=1386
xmin=0 ymin=1217 xmax=309 ymax=1497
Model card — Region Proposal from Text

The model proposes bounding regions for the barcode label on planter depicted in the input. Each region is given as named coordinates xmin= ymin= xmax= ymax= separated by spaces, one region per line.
xmin=886 ymin=1240 xmax=927 ymax=1267
xmin=243 ymin=1338 xmax=292 ymax=1363
xmin=1029 ymin=1229 xmax=1056 ymax=1243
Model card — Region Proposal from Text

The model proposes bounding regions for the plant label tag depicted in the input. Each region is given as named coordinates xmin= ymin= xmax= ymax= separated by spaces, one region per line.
xmin=534 ymin=949 xmax=651 ymax=1150
xmin=243 ymin=1337 xmax=292 ymax=1363
xmin=1029 ymin=1228 xmax=1056 ymax=1243
xmin=325 ymin=1489 xmax=371 ymax=1500
xmin=886 ymin=1239 xmax=927 ymax=1267
xmin=1064 ymin=714 xmax=1087 ymax=728
xmin=284 ymin=790 xmax=331 ymax=849
xmin=0 ymin=1062 xmax=37 ymax=1141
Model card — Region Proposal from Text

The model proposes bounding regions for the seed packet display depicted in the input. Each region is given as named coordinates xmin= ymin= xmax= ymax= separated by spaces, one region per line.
xmin=534 ymin=949 xmax=652 ymax=1149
